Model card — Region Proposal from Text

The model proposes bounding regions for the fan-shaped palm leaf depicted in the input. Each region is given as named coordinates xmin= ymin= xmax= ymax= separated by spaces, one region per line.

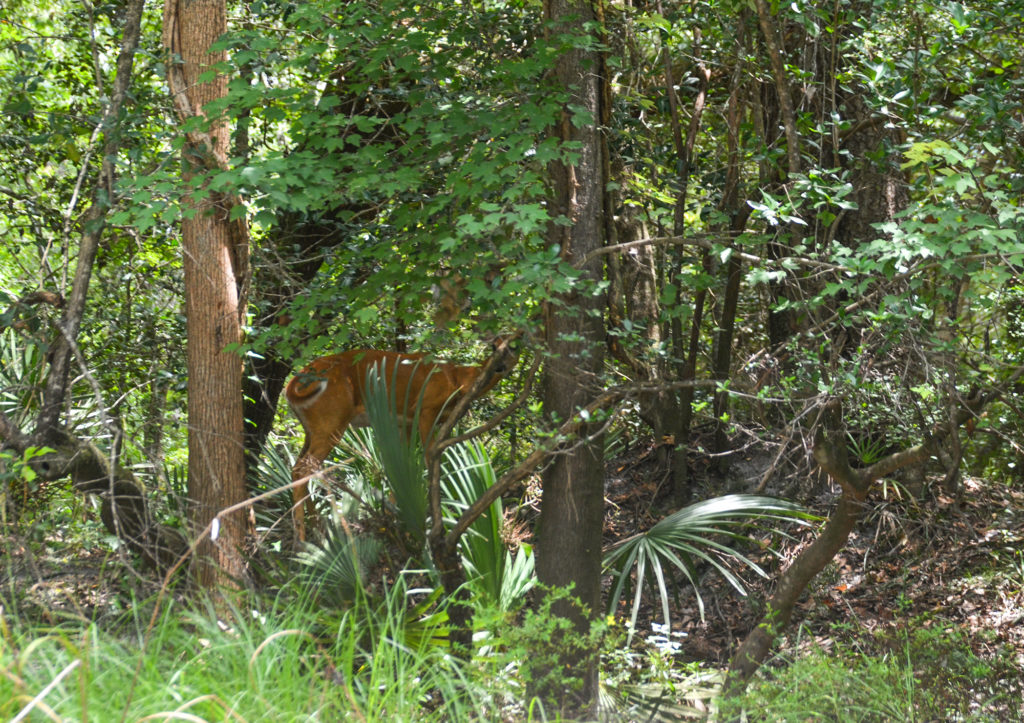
xmin=441 ymin=440 xmax=504 ymax=601
xmin=603 ymin=494 xmax=814 ymax=641
xmin=440 ymin=440 xmax=535 ymax=608
xmin=294 ymin=522 xmax=384 ymax=608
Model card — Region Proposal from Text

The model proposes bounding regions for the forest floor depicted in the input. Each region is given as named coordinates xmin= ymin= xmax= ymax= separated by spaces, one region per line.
xmin=603 ymin=434 xmax=1024 ymax=720
xmin=5 ymin=436 xmax=1024 ymax=720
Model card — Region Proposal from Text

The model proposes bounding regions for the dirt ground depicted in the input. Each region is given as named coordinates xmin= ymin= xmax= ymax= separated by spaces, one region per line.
xmin=602 ymin=436 xmax=1024 ymax=719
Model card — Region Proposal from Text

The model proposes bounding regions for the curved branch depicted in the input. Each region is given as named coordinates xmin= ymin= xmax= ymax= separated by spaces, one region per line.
xmin=725 ymin=370 xmax=1024 ymax=694
xmin=0 ymin=410 xmax=31 ymax=450
xmin=0 ymin=425 xmax=189 ymax=572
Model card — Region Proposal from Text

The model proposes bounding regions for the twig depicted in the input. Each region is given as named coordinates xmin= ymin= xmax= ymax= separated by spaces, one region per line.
xmin=578 ymin=232 xmax=850 ymax=273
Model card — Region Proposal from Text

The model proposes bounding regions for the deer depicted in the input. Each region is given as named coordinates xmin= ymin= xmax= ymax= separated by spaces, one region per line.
xmin=284 ymin=337 xmax=518 ymax=542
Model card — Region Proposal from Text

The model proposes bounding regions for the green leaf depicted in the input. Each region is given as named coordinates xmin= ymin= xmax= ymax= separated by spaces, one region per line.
xmin=603 ymin=495 xmax=814 ymax=641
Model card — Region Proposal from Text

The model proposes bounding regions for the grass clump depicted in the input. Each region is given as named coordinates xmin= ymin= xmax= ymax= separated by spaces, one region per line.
xmin=0 ymin=579 xmax=492 ymax=722
xmin=720 ymin=621 xmax=1016 ymax=722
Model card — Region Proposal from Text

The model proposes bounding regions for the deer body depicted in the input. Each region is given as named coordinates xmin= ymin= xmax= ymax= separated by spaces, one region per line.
xmin=285 ymin=340 xmax=515 ymax=541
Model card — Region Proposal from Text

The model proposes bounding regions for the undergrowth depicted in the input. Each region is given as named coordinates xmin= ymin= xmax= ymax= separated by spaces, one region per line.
xmin=0 ymin=580 xmax=508 ymax=721
xmin=719 ymin=620 xmax=1017 ymax=722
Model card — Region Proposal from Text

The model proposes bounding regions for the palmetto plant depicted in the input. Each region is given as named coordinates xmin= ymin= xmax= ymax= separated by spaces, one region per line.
xmin=603 ymin=494 xmax=814 ymax=641
xmin=294 ymin=522 xmax=384 ymax=608
xmin=287 ymin=363 xmax=533 ymax=617
xmin=362 ymin=361 xmax=429 ymax=543
xmin=846 ymin=431 xmax=890 ymax=466
xmin=441 ymin=440 xmax=535 ymax=609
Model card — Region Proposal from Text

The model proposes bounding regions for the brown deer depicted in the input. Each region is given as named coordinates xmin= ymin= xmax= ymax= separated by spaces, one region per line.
xmin=285 ymin=337 xmax=517 ymax=542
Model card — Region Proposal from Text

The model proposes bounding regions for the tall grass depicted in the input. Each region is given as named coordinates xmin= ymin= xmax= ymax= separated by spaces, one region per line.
xmin=0 ymin=579 xmax=502 ymax=722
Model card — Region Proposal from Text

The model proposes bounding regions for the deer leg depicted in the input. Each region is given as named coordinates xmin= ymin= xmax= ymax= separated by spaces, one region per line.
xmin=291 ymin=452 xmax=316 ymax=544
xmin=291 ymin=427 xmax=350 ymax=543
xmin=291 ymin=401 xmax=355 ymax=543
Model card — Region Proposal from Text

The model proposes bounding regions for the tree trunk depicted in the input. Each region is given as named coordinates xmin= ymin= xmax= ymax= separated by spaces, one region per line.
xmin=712 ymin=228 xmax=745 ymax=456
xmin=664 ymin=26 xmax=712 ymax=502
xmin=711 ymin=17 xmax=750 ymax=458
xmin=755 ymin=0 xmax=801 ymax=353
xmin=164 ymin=0 xmax=251 ymax=588
xmin=534 ymin=0 xmax=607 ymax=716
xmin=610 ymin=211 xmax=670 ymax=445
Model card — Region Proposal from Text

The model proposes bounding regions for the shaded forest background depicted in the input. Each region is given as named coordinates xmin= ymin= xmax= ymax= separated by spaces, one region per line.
xmin=2 ymin=0 xmax=1023 ymax=719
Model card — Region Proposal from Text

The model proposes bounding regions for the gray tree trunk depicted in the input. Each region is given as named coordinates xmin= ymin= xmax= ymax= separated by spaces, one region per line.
xmin=535 ymin=0 xmax=608 ymax=716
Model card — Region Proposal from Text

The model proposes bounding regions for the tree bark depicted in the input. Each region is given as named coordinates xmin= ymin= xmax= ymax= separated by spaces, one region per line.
xmin=534 ymin=0 xmax=608 ymax=716
xmin=164 ymin=0 xmax=251 ymax=588
xmin=754 ymin=0 xmax=801 ymax=353
xmin=754 ymin=0 xmax=800 ymax=179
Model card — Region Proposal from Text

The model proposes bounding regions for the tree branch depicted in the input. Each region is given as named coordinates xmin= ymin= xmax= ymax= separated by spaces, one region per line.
xmin=754 ymin=0 xmax=800 ymax=177
xmin=578 ymin=231 xmax=850 ymax=273
xmin=36 ymin=0 xmax=145 ymax=436
xmin=726 ymin=369 xmax=1024 ymax=693
xmin=425 ymin=334 xmax=528 ymax=542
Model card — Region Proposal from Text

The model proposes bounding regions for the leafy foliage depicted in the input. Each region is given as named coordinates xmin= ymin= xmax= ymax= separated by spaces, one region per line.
xmin=604 ymin=495 xmax=814 ymax=640
xmin=193 ymin=0 xmax=588 ymax=356
xmin=441 ymin=439 xmax=535 ymax=609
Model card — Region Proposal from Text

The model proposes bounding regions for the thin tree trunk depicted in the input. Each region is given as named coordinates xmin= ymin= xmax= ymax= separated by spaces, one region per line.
xmin=35 ymin=0 xmax=145 ymax=437
xmin=754 ymin=0 xmax=801 ymax=352
xmin=726 ymin=493 xmax=865 ymax=690
xmin=711 ymin=17 xmax=750 ymax=457
xmin=164 ymin=0 xmax=251 ymax=588
xmin=725 ymin=399 xmax=874 ymax=693
xmin=754 ymin=0 xmax=800 ymax=179
xmin=712 ymin=225 xmax=746 ymax=456
xmin=664 ymin=24 xmax=711 ymax=502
